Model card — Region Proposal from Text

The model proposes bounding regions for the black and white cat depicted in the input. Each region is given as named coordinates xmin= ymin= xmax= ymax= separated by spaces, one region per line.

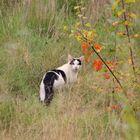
xmin=39 ymin=54 xmax=84 ymax=104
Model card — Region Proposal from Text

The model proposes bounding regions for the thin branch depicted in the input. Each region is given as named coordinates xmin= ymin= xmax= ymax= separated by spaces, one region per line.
xmin=121 ymin=0 xmax=137 ymax=82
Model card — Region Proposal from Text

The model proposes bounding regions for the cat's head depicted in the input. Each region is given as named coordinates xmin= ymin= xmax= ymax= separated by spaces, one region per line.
xmin=68 ymin=54 xmax=84 ymax=72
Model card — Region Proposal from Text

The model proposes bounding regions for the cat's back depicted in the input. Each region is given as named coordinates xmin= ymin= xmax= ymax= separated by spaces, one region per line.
xmin=42 ymin=69 xmax=67 ymax=88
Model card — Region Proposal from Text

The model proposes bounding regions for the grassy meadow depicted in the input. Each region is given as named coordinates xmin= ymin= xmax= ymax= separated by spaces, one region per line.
xmin=0 ymin=0 xmax=140 ymax=140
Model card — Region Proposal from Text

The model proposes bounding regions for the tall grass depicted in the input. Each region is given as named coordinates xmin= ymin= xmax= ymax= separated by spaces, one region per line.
xmin=0 ymin=0 xmax=140 ymax=140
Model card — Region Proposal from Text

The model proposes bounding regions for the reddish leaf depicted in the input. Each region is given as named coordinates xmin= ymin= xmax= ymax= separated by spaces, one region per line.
xmin=81 ymin=42 xmax=90 ymax=55
xmin=93 ymin=40 xmax=97 ymax=44
xmin=106 ymin=61 xmax=117 ymax=71
xmin=85 ymin=51 xmax=92 ymax=62
xmin=103 ymin=73 xmax=110 ymax=79
xmin=92 ymin=59 xmax=103 ymax=71
xmin=112 ymin=21 xmax=120 ymax=26
xmin=106 ymin=61 xmax=112 ymax=65
xmin=106 ymin=105 xmax=121 ymax=112
xmin=94 ymin=43 xmax=102 ymax=52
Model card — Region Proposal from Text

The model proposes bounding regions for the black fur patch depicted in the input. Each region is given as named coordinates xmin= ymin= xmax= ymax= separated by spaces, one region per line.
xmin=70 ymin=59 xmax=82 ymax=65
xmin=77 ymin=59 xmax=82 ymax=65
xmin=52 ymin=69 xmax=67 ymax=83
xmin=43 ymin=71 xmax=58 ymax=104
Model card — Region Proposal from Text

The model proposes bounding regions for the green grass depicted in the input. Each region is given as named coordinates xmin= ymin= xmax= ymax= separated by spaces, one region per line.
xmin=0 ymin=0 xmax=140 ymax=140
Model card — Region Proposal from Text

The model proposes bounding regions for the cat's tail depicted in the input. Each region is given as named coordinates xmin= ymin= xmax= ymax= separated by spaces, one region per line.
xmin=44 ymin=85 xmax=53 ymax=104
xmin=39 ymin=81 xmax=46 ymax=102
xmin=40 ymin=81 xmax=53 ymax=105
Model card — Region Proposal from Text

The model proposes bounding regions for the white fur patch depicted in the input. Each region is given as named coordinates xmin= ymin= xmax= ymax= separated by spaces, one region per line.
xmin=39 ymin=74 xmax=46 ymax=101
xmin=39 ymin=80 xmax=45 ymax=101
xmin=52 ymin=71 xmax=66 ymax=89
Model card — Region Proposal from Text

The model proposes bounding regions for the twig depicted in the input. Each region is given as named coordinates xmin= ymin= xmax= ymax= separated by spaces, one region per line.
xmin=121 ymin=0 xmax=137 ymax=82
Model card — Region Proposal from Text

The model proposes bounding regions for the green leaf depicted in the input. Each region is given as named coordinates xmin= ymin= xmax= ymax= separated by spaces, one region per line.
xmin=125 ymin=0 xmax=135 ymax=3
xmin=74 ymin=6 xmax=80 ymax=10
xmin=116 ymin=9 xmax=125 ymax=17
xmin=112 ymin=0 xmax=120 ymax=11
xmin=85 ymin=23 xmax=91 ymax=28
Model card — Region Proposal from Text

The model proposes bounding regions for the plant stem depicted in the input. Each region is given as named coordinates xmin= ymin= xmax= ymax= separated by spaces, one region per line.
xmin=121 ymin=0 xmax=137 ymax=82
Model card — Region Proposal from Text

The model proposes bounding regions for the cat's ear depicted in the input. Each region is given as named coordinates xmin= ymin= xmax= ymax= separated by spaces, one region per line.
xmin=79 ymin=56 xmax=84 ymax=62
xmin=68 ymin=54 xmax=73 ymax=62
